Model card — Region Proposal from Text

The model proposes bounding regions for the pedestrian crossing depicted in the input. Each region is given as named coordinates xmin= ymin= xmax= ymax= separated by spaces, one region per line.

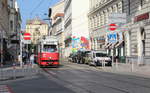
xmin=0 ymin=85 xmax=13 ymax=93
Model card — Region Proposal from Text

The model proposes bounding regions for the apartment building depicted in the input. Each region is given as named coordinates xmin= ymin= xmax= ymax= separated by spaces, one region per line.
xmin=64 ymin=0 xmax=90 ymax=57
xmin=50 ymin=0 xmax=65 ymax=58
xmin=88 ymin=0 xmax=150 ymax=64
xmin=123 ymin=0 xmax=150 ymax=65
xmin=88 ymin=0 xmax=124 ymax=62
xmin=7 ymin=0 xmax=22 ymax=60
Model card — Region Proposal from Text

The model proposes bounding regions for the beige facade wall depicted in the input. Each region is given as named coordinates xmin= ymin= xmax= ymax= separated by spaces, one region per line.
xmin=51 ymin=0 xmax=64 ymax=24
xmin=64 ymin=0 xmax=90 ymax=57
xmin=50 ymin=0 xmax=65 ymax=59
xmin=26 ymin=18 xmax=48 ymax=44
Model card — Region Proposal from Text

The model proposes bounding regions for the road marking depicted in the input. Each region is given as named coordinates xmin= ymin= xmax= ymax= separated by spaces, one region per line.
xmin=0 ymin=85 xmax=14 ymax=93
xmin=48 ymin=71 xmax=56 ymax=75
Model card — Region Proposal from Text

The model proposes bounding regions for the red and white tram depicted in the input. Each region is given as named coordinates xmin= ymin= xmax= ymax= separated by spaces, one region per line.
xmin=36 ymin=36 xmax=59 ymax=67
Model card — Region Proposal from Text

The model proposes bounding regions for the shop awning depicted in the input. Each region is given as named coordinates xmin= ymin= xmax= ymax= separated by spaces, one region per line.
xmin=115 ymin=40 xmax=123 ymax=48
xmin=105 ymin=43 xmax=112 ymax=49
xmin=110 ymin=42 xmax=118 ymax=49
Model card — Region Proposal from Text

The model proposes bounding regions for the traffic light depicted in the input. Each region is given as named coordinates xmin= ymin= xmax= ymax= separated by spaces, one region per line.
xmin=48 ymin=8 xmax=52 ymax=18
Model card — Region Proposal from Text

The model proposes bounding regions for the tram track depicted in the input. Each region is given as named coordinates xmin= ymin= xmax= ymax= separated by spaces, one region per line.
xmin=41 ymin=67 xmax=137 ymax=93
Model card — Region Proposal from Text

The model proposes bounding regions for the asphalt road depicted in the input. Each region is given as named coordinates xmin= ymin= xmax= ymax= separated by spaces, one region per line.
xmin=3 ymin=62 xmax=150 ymax=93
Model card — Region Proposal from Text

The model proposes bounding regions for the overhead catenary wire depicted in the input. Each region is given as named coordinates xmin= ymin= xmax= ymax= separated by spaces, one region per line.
xmin=30 ymin=0 xmax=45 ymax=18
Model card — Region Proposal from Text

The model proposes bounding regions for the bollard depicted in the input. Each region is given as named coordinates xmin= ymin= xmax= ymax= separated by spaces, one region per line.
xmin=116 ymin=58 xmax=118 ymax=69
xmin=22 ymin=63 xmax=25 ymax=77
xmin=131 ymin=59 xmax=134 ymax=72
xmin=102 ymin=59 xmax=105 ymax=68
xmin=0 ymin=64 xmax=3 ymax=81
xmin=104 ymin=59 xmax=105 ymax=67
xmin=13 ymin=63 xmax=16 ymax=79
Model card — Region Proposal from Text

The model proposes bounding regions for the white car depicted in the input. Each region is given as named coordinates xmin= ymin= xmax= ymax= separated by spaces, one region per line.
xmin=89 ymin=51 xmax=112 ymax=66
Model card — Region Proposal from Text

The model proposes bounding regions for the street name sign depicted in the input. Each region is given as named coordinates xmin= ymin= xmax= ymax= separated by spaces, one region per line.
xmin=108 ymin=13 xmax=127 ymax=24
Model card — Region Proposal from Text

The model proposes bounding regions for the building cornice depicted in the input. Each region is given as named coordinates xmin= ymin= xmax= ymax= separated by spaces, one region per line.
xmin=88 ymin=0 xmax=121 ymax=17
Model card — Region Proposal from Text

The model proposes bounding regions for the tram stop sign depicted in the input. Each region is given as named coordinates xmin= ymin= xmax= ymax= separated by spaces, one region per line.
xmin=23 ymin=33 xmax=31 ymax=40
xmin=109 ymin=23 xmax=117 ymax=31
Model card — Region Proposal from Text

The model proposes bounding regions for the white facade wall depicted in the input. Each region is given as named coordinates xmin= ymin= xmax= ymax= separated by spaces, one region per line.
xmin=72 ymin=0 xmax=89 ymax=38
xmin=64 ymin=0 xmax=90 ymax=57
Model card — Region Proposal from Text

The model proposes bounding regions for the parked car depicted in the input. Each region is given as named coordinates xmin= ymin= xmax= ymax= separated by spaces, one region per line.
xmin=76 ymin=50 xmax=91 ymax=64
xmin=87 ymin=51 xmax=112 ymax=66
xmin=69 ymin=52 xmax=78 ymax=63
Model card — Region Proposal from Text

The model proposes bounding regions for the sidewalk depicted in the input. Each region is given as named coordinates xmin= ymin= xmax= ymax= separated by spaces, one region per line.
xmin=97 ymin=63 xmax=150 ymax=78
xmin=0 ymin=62 xmax=39 ymax=81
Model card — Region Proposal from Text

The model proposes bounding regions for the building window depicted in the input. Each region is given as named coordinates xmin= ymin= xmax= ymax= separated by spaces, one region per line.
xmin=10 ymin=0 xmax=13 ymax=8
xmin=101 ymin=12 xmax=104 ymax=26
xmin=113 ymin=5 xmax=118 ymax=13
xmin=128 ymin=0 xmax=131 ymax=15
xmin=141 ymin=28 xmax=146 ymax=56
xmin=118 ymin=2 xmax=123 ymax=13
xmin=94 ymin=16 xmax=97 ymax=28
xmin=99 ymin=14 xmax=102 ymax=26
xmin=105 ymin=10 xmax=108 ymax=24
xmin=98 ymin=13 xmax=101 ymax=27
xmin=10 ymin=21 xmax=13 ymax=30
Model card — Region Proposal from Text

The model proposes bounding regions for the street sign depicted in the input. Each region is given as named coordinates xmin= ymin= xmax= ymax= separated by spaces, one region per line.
xmin=107 ymin=32 xmax=117 ymax=43
xmin=22 ymin=39 xmax=31 ymax=44
xmin=109 ymin=23 xmax=117 ymax=31
xmin=23 ymin=33 xmax=31 ymax=44
xmin=23 ymin=33 xmax=31 ymax=40
xmin=108 ymin=13 xmax=127 ymax=24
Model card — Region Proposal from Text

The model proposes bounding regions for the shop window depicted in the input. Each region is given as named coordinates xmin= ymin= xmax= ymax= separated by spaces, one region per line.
xmin=141 ymin=28 xmax=146 ymax=56
xmin=10 ymin=21 xmax=13 ymax=30
xmin=141 ymin=28 xmax=146 ymax=40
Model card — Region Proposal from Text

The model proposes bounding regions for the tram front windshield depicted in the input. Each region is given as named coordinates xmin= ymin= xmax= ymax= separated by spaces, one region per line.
xmin=43 ymin=45 xmax=57 ymax=52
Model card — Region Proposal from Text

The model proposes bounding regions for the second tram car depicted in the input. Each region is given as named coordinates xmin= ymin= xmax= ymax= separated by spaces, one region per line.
xmin=36 ymin=36 xmax=59 ymax=67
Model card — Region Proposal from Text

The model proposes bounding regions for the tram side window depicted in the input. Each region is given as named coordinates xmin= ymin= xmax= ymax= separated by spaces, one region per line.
xmin=43 ymin=45 xmax=57 ymax=52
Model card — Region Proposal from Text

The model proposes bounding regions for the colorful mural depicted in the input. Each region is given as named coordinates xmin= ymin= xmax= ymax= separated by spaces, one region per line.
xmin=72 ymin=36 xmax=90 ymax=53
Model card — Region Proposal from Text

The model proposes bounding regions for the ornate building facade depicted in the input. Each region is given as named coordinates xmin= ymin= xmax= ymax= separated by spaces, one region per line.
xmin=88 ymin=0 xmax=150 ymax=64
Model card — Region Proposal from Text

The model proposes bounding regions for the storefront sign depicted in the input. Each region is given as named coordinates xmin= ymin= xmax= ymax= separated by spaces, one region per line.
xmin=134 ymin=13 xmax=149 ymax=22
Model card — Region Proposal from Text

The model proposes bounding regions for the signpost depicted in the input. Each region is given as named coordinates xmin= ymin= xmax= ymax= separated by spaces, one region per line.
xmin=107 ymin=13 xmax=127 ymax=68
xmin=20 ymin=32 xmax=31 ymax=67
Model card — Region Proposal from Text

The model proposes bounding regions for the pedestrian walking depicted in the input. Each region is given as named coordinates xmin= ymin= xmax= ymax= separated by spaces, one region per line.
xmin=18 ymin=54 xmax=21 ymax=65
xmin=30 ymin=53 xmax=34 ymax=68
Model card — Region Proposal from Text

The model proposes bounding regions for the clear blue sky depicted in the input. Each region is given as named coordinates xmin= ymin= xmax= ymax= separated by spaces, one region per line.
xmin=17 ymin=0 xmax=61 ymax=29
